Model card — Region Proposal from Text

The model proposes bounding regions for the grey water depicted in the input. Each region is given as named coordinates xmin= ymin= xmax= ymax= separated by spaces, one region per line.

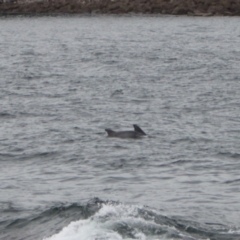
xmin=0 ymin=14 xmax=240 ymax=240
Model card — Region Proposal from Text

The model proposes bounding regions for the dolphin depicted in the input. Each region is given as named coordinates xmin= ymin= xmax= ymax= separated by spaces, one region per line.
xmin=105 ymin=124 xmax=146 ymax=139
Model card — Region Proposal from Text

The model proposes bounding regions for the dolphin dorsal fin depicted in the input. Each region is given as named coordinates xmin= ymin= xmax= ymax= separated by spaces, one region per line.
xmin=133 ymin=125 xmax=146 ymax=135
xmin=105 ymin=129 xmax=115 ymax=136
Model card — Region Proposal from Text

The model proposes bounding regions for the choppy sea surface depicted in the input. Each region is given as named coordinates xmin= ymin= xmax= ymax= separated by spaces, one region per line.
xmin=0 ymin=14 xmax=240 ymax=240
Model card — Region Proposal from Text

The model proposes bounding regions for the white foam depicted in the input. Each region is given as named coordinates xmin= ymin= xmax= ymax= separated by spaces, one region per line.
xmin=43 ymin=204 xmax=132 ymax=240
xmin=42 ymin=203 xmax=189 ymax=240
xmin=43 ymin=217 xmax=123 ymax=240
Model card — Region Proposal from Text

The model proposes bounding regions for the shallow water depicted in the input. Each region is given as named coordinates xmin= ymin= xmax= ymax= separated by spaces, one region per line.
xmin=0 ymin=15 xmax=240 ymax=240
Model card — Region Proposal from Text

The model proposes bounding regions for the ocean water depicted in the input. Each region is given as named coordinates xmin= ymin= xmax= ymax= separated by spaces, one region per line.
xmin=0 ymin=14 xmax=240 ymax=240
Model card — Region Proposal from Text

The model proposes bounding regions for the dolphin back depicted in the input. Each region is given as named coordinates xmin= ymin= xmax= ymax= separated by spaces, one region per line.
xmin=105 ymin=125 xmax=146 ymax=138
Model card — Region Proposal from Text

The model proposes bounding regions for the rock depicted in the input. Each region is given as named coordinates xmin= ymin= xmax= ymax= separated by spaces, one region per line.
xmin=193 ymin=9 xmax=212 ymax=16
xmin=0 ymin=0 xmax=240 ymax=16
xmin=172 ymin=4 xmax=188 ymax=15
xmin=207 ymin=4 xmax=224 ymax=15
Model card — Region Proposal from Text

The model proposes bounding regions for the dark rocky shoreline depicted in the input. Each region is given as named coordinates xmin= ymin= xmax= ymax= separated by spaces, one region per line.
xmin=0 ymin=0 xmax=240 ymax=16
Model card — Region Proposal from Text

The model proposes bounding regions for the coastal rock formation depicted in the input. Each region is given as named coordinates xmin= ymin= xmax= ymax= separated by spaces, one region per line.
xmin=0 ymin=0 xmax=240 ymax=16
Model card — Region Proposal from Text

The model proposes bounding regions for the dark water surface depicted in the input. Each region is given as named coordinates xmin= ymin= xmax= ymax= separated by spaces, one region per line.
xmin=0 ymin=15 xmax=240 ymax=240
